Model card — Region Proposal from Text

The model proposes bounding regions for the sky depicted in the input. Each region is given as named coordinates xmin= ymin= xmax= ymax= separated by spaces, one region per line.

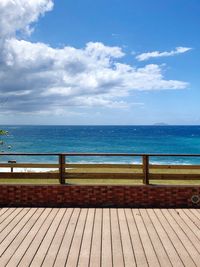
xmin=0 ymin=0 xmax=199 ymax=125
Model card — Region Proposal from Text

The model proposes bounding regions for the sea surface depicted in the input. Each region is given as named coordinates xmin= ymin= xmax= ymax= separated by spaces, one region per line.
xmin=1 ymin=125 xmax=200 ymax=165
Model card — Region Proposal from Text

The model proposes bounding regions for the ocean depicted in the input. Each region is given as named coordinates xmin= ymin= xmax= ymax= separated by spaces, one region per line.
xmin=1 ymin=125 xmax=200 ymax=165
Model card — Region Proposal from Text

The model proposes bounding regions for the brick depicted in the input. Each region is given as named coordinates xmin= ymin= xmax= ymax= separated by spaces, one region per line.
xmin=0 ymin=184 xmax=200 ymax=208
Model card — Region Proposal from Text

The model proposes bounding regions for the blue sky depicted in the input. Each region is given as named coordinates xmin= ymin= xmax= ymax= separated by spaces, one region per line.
xmin=0 ymin=0 xmax=199 ymax=125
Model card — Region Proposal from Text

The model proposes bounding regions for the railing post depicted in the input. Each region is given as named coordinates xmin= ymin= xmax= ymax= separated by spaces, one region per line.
xmin=59 ymin=154 xmax=65 ymax=184
xmin=143 ymin=155 xmax=149 ymax=185
xmin=8 ymin=160 xmax=16 ymax=173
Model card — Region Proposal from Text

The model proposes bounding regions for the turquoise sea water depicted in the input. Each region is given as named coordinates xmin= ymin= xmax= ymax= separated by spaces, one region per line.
xmin=1 ymin=125 xmax=200 ymax=164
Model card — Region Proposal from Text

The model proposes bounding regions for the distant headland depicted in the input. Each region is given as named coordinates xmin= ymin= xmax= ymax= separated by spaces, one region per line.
xmin=153 ymin=123 xmax=169 ymax=126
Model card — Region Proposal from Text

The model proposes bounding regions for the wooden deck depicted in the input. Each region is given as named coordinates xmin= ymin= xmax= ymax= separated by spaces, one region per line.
xmin=0 ymin=208 xmax=200 ymax=266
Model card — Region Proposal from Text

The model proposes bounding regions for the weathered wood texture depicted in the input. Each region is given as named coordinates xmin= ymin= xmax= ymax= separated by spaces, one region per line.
xmin=0 ymin=172 xmax=59 ymax=179
xmin=0 ymin=208 xmax=200 ymax=266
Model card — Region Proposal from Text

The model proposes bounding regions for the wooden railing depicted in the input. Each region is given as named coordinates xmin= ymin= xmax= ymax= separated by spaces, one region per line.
xmin=0 ymin=153 xmax=200 ymax=184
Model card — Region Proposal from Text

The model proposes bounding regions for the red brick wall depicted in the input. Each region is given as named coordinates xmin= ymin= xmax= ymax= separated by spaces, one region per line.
xmin=0 ymin=185 xmax=200 ymax=208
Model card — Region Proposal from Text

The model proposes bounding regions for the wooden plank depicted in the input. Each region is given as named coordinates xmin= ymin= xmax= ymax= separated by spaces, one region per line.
xmin=1 ymin=208 xmax=200 ymax=267
xmin=110 ymin=209 xmax=124 ymax=267
xmin=41 ymin=208 xmax=73 ymax=267
xmin=1 ymin=153 xmax=200 ymax=162
xmin=30 ymin=208 xmax=66 ymax=267
xmin=178 ymin=209 xmax=200 ymax=233
xmin=150 ymin=164 xmax=200 ymax=169
xmin=0 ymin=172 xmax=59 ymax=180
xmin=0 ymin=209 xmax=35 ymax=256
xmin=63 ymin=152 xmax=144 ymax=157
xmin=54 ymin=208 xmax=80 ymax=267
xmin=101 ymin=209 xmax=112 ymax=267
xmin=0 ymin=172 xmax=142 ymax=180
xmin=183 ymin=210 xmax=200 ymax=230
xmin=78 ymin=209 xmax=95 ymax=267
xmin=7 ymin=208 xmax=51 ymax=267
xmin=117 ymin=209 xmax=136 ymax=267
xmin=162 ymin=209 xmax=200 ymax=266
xmin=66 ymin=173 xmax=142 ymax=180
xmin=64 ymin=152 xmax=200 ymax=157
xmin=89 ymin=209 xmax=102 ymax=267
xmin=176 ymin=209 xmax=200 ymax=240
xmin=0 ymin=208 xmax=9 ymax=217
xmin=124 ymin=209 xmax=148 ymax=267
xmin=0 ymin=208 xmax=42 ymax=266
xmin=197 ymin=210 xmax=200 ymax=215
xmin=149 ymin=173 xmax=200 ymax=180
xmin=147 ymin=209 xmax=183 ymax=267
xmin=132 ymin=209 xmax=160 ymax=267
xmin=0 ymin=162 xmax=200 ymax=170
xmin=0 ymin=208 xmax=27 ymax=242
xmin=154 ymin=209 xmax=196 ymax=267
xmin=168 ymin=209 xmax=200 ymax=253
xmin=0 ymin=208 xmax=16 ymax=224
xmin=139 ymin=209 xmax=172 ymax=266
xmin=18 ymin=208 xmax=59 ymax=267
xmin=66 ymin=209 xmax=88 ymax=267
xmin=190 ymin=209 xmax=200 ymax=220
xmin=1 ymin=152 xmax=200 ymax=156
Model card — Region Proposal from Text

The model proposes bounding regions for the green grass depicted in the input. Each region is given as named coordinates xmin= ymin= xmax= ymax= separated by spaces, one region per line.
xmin=1 ymin=166 xmax=200 ymax=185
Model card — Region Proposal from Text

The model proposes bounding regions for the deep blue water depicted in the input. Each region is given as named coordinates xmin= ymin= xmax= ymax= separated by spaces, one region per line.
xmin=1 ymin=125 xmax=200 ymax=164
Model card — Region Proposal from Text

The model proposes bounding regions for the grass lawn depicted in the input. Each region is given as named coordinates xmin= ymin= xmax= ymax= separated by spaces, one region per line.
xmin=0 ymin=166 xmax=200 ymax=185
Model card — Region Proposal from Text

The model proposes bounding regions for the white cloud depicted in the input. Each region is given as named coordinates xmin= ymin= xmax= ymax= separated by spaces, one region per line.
xmin=136 ymin=47 xmax=192 ymax=61
xmin=0 ymin=0 xmax=53 ymax=37
xmin=0 ymin=0 xmax=189 ymax=114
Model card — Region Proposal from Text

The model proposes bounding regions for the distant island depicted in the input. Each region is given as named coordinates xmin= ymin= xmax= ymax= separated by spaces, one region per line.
xmin=153 ymin=123 xmax=169 ymax=126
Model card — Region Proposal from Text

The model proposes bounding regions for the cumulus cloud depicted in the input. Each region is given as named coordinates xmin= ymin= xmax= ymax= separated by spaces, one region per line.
xmin=0 ymin=0 xmax=53 ymax=37
xmin=136 ymin=47 xmax=192 ymax=61
xmin=0 ymin=0 xmax=189 ymax=114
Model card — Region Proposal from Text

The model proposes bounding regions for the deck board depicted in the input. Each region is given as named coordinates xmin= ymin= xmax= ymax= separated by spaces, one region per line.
xmin=54 ymin=208 xmax=80 ymax=267
xmin=168 ymin=210 xmax=200 ymax=260
xmin=30 ymin=208 xmax=66 ymax=267
xmin=154 ymin=209 xmax=196 ymax=267
xmin=6 ymin=208 xmax=51 ymax=267
xmin=0 ymin=208 xmax=200 ymax=267
xmin=0 ymin=208 xmax=23 ymax=234
xmin=176 ymin=209 xmax=200 ymax=241
xmin=132 ymin=208 xmax=160 ymax=267
xmin=78 ymin=208 xmax=95 ymax=267
xmin=89 ymin=208 xmax=102 ymax=267
xmin=125 ymin=209 xmax=148 ymax=267
xmin=0 ymin=208 xmax=42 ymax=266
xmin=147 ymin=209 xmax=184 ymax=267
xmin=183 ymin=209 xmax=200 ymax=230
xmin=0 ymin=208 xmax=30 ymax=244
xmin=101 ymin=209 xmax=113 ymax=267
xmin=18 ymin=208 xmax=58 ymax=267
xmin=0 ymin=208 xmax=17 ymax=222
xmin=118 ymin=209 xmax=136 ymax=267
xmin=0 ymin=208 xmax=9 ymax=217
xmin=66 ymin=208 xmax=88 ymax=267
xmin=41 ymin=208 xmax=73 ymax=267
xmin=139 ymin=209 xmax=172 ymax=267
xmin=164 ymin=209 xmax=200 ymax=265
xmin=110 ymin=209 xmax=124 ymax=267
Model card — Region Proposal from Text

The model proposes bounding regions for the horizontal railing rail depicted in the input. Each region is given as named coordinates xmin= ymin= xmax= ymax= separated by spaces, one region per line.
xmin=1 ymin=152 xmax=200 ymax=156
xmin=0 ymin=152 xmax=200 ymax=184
